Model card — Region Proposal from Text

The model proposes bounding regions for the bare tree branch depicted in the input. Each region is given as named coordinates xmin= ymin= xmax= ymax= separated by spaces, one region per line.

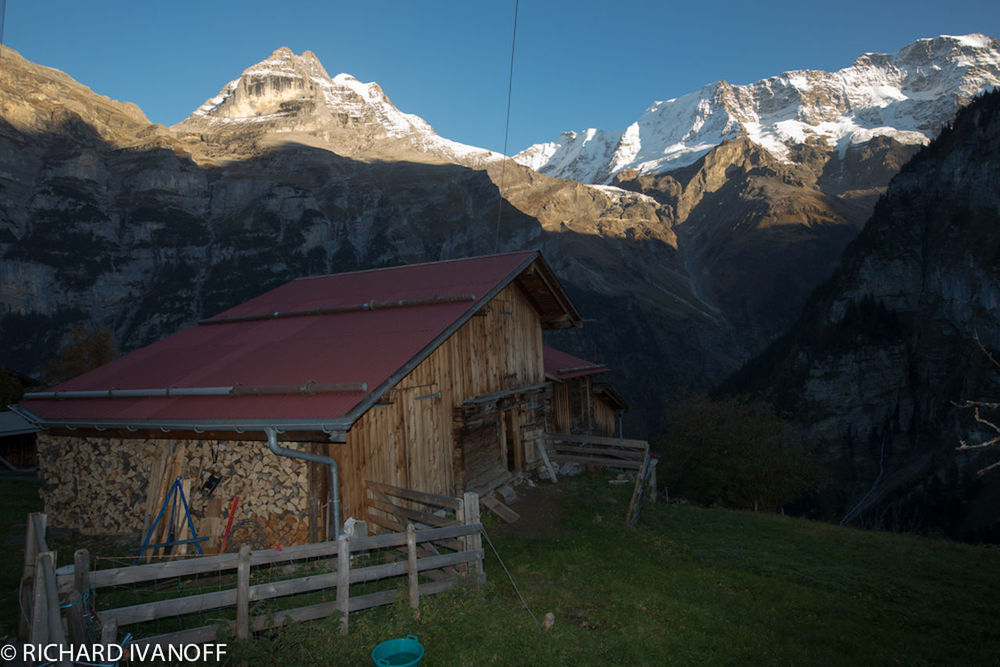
xmin=954 ymin=331 xmax=1000 ymax=474
xmin=975 ymin=459 xmax=1000 ymax=477
xmin=974 ymin=330 xmax=1000 ymax=372
xmin=953 ymin=400 xmax=1000 ymax=410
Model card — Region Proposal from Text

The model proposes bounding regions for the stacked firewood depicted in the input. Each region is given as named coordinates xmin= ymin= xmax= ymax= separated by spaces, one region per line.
xmin=36 ymin=434 xmax=314 ymax=550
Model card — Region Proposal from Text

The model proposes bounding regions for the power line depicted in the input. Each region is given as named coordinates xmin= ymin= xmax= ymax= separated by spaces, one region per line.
xmin=0 ymin=0 xmax=7 ymax=58
xmin=494 ymin=0 xmax=520 ymax=253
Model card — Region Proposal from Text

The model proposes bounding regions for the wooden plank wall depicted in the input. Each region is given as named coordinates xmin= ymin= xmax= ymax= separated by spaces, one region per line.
xmin=338 ymin=282 xmax=545 ymax=525
xmin=552 ymin=377 xmax=620 ymax=437
xmin=551 ymin=382 xmax=572 ymax=434
xmin=592 ymin=394 xmax=620 ymax=437
xmin=452 ymin=384 xmax=552 ymax=492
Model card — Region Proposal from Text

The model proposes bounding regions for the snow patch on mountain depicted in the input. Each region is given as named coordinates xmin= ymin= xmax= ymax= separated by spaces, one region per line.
xmin=516 ymin=34 xmax=1000 ymax=184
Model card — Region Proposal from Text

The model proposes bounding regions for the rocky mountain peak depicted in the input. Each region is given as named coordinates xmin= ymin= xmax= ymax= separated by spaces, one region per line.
xmin=175 ymin=47 xmax=497 ymax=167
xmin=181 ymin=46 xmax=335 ymax=123
xmin=0 ymin=44 xmax=151 ymax=139
xmin=517 ymin=34 xmax=1000 ymax=184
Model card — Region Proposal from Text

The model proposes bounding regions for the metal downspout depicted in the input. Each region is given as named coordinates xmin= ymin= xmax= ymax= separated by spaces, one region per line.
xmin=264 ymin=427 xmax=340 ymax=540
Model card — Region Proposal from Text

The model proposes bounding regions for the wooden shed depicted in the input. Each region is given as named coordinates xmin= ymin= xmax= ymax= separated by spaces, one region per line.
xmin=545 ymin=346 xmax=626 ymax=437
xmin=14 ymin=250 xmax=581 ymax=546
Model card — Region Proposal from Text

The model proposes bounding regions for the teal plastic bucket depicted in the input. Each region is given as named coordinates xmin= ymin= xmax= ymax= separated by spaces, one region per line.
xmin=371 ymin=635 xmax=424 ymax=666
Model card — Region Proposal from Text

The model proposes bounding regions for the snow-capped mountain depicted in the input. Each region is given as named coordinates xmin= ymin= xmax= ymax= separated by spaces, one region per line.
xmin=176 ymin=47 xmax=499 ymax=167
xmin=516 ymin=34 xmax=1000 ymax=184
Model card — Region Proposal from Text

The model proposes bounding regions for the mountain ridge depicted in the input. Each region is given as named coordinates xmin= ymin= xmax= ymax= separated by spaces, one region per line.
xmin=719 ymin=90 xmax=1000 ymax=540
xmin=1 ymin=37 xmax=996 ymax=444
xmin=516 ymin=34 xmax=1000 ymax=184
xmin=173 ymin=46 xmax=500 ymax=169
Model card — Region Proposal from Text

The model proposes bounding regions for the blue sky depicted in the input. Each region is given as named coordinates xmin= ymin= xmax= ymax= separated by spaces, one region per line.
xmin=4 ymin=0 xmax=999 ymax=154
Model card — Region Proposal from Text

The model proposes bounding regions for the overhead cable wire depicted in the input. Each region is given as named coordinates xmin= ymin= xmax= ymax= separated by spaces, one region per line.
xmin=0 ymin=0 xmax=7 ymax=58
xmin=494 ymin=0 xmax=520 ymax=252
xmin=480 ymin=523 xmax=539 ymax=626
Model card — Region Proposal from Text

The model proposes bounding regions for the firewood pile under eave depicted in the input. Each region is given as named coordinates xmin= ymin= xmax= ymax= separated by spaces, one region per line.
xmin=36 ymin=434 xmax=314 ymax=548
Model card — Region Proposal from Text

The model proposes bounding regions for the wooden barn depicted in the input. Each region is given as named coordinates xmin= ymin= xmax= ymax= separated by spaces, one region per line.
xmin=545 ymin=346 xmax=626 ymax=437
xmin=13 ymin=250 xmax=585 ymax=546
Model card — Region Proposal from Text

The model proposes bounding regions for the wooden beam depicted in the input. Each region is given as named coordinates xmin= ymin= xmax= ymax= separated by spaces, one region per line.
xmin=464 ymin=382 xmax=548 ymax=405
xmin=407 ymin=524 xmax=419 ymax=615
xmin=336 ymin=534 xmax=350 ymax=635
xmin=546 ymin=453 xmax=643 ymax=469
xmin=463 ymin=492 xmax=484 ymax=586
xmin=236 ymin=546 xmax=250 ymax=640
xmin=549 ymin=444 xmax=646 ymax=460
xmin=366 ymin=480 xmax=462 ymax=510
xmin=481 ymin=495 xmax=520 ymax=523
xmin=549 ymin=433 xmax=649 ymax=449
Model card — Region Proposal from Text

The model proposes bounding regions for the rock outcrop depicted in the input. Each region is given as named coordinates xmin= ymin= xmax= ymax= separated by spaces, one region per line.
xmin=722 ymin=91 xmax=1000 ymax=541
xmin=1 ymin=45 xmax=708 ymax=432
xmin=1 ymin=39 xmax=997 ymax=441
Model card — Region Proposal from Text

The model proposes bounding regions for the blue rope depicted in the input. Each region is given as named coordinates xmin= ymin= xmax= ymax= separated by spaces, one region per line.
xmin=60 ymin=589 xmax=90 ymax=608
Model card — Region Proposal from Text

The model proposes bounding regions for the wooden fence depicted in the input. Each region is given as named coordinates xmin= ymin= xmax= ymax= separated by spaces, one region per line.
xmin=20 ymin=492 xmax=483 ymax=652
xmin=547 ymin=433 xmax=654 ymax=525
xmin=18 ymin=512 xmax=74 ymax=666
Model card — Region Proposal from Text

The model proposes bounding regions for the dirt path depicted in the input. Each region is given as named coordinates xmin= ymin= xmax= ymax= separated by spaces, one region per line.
xmin=486 ymin=480 xmax=569 ymax=539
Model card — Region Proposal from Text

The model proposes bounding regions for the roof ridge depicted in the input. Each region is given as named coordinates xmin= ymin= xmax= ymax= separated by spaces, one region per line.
xmin=291 ymin=249 xmax=539 ymax=282
xmin=201 ymin=293 xmax=476 ymax=325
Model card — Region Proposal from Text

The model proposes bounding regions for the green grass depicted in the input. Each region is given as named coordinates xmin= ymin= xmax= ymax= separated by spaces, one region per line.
xmin=0 ymin=477 xmax=44 ymax=637
xmin=4 ymin=476 xmax=1000 ymax=665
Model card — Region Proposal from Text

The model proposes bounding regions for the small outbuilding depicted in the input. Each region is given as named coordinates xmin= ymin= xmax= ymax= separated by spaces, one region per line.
xmin=14 ymin=250 xmax=583 ymax=546
xmin=0 ymin=410 xmax=39 ymax=469
xmin=545 ymin=346 xmax=626 ymax=437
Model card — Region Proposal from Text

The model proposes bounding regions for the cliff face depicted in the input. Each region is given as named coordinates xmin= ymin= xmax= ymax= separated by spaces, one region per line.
xmin=1 ymin=46 xmax=721 ymax=432
xmin=611 ymin=136 xmax=910 ymax=351
xmin=2 ymin=42 xmax=996 ymax=444
xmin=517 ymin=35 xmax=1000 ymax=355
xmin=724 ymin=91 xmax=1000 ymax=541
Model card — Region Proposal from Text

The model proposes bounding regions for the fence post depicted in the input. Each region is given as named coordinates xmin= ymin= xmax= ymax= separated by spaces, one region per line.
xmin=22 ymin=512 xmax=44 ymax=582
xmin=336 ymin=534 xmax=350 ymax=635
xmin=99 ymin=615 xmax=117 ymax=646
xmin=462 ymin=492 xmax=483 ymax=587
xmin=236 ymin=545 xmax=251 ymax=640
xmin=406 ymin=524 xmax=419 ymax=616
xmin=41 ymin=552 xmax=71 ymax=667
xmin=29 ymin=551 xmax=50 ymax=644
xmin=74 ymin=548 xmax=90 ymax=596
xmin=455 ymin=495 xmax=467 ymax=576
xmin=20 ymin=513 xmax=41 ymax=640
xmin=65 ymin=590 xmax=87 ymax=645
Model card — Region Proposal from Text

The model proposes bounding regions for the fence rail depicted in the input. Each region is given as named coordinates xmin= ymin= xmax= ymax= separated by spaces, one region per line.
xmin=21 ymin=491 xmax=484 ymax=652
xmin=547 ymin=433 xmax=654 ymax=525
xmin=548 ymin=433 xmax=648 ymax=470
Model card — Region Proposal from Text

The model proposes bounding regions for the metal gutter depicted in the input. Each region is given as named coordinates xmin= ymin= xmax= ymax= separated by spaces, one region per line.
xmin=7 ymin=405 xmax=351 ymax=442
xmin=265 ymin=427 xmax=340 ymax=540
xmin=23 ymin=382 xmax=367 ymax=401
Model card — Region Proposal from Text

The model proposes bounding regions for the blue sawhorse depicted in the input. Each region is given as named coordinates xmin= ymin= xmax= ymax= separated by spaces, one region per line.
xmin=134 ymin=477 xmax=209 ymax=564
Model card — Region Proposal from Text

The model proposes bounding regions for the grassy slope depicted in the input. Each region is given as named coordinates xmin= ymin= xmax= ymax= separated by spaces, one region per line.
xmin=0 ymin=478 xmax=43 ymax=638
xmin=239 ymin=477 xmax=1000 ymax=665
xmin=3 ymin=476 xmax=998 ymax=665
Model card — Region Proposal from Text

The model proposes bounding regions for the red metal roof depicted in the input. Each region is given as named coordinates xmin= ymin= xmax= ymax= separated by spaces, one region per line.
xmin=19 ymin=250 xmax=577 ymax=430
xmin=543 ymin=346 xmax=609 ymax=381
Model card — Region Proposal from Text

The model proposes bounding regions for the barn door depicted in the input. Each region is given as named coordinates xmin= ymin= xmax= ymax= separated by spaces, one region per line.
xmin=501 ymin=408 xmax=523 ymax=472
xmin=397 ymin=384 xmax=447 ymax=495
